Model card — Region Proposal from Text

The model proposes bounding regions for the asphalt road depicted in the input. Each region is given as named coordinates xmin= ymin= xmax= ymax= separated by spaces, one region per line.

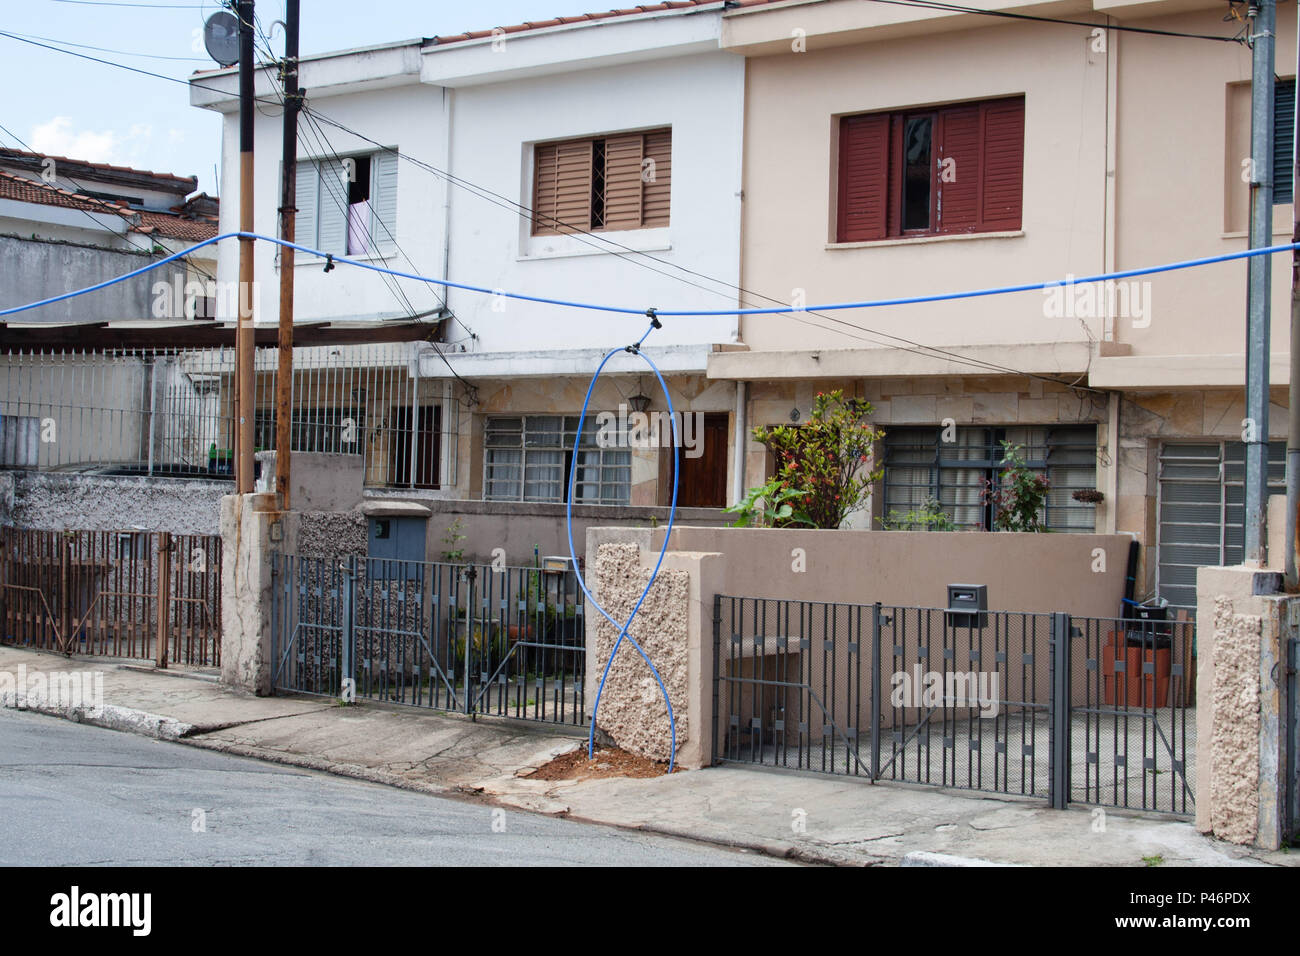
xmin=0 ymin=709 xmax=790 ymax=866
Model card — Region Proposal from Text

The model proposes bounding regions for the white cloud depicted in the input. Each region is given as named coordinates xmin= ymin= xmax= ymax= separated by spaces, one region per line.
xmin=28 ymin=117 xmax=156 ymax=168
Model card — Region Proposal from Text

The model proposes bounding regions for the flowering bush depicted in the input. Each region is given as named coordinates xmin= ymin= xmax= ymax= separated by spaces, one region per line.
xmin=745 ymin=389 xmax=884 ymax=530
xmin=983 ymin=441 xmax=1050 ymax=532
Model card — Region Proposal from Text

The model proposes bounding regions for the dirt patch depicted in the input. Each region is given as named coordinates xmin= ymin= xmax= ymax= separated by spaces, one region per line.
xmin=526 ymin=744 xmax=677 ymax=781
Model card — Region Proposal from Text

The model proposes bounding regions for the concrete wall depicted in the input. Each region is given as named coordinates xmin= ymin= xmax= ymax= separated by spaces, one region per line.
xmin=0 ymin=233 xmax=188 ymax=323
xmin=3 ymin=471 xmax=228 ymax=535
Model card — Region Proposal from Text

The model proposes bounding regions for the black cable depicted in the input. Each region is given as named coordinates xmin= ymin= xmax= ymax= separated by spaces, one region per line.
xmin=862 ymin=0 xmax=1245 ymax=43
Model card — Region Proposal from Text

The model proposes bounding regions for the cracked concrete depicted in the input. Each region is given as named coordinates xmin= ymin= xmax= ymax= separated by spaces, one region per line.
xmin=1 ymin=645 xmax=1293 ymax=867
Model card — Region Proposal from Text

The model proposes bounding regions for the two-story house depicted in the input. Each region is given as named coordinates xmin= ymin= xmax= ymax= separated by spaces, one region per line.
xmin=190 ymin=3 xmax=746 ymax=509
xmin=711 ymin=0 xmax=1295 ymax=609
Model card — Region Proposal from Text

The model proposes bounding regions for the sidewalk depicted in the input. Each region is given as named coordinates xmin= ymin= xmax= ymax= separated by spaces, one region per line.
xmin=0 ymin=645 xmax=1290 ymax=867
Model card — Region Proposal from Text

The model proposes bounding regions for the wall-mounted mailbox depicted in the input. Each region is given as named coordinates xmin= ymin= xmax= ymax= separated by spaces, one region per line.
xmin=945 ymin=583 xmax=987 ymax=629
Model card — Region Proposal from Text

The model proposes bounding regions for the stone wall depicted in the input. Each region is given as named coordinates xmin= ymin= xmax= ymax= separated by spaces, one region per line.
xmin=3 ymin=471 xmax=228 ymax=535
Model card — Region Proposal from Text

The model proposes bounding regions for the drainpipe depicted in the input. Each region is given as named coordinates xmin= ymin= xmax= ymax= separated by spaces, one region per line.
xmin=732 ymin=380 xmax=747 ymax=506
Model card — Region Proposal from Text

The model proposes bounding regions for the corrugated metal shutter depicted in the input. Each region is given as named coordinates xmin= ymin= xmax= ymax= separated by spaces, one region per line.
xmin=1156 ymin=441 xmax=1286 ymax=612
xmin=936 ymin=104 xmax=981 ymax=232
xmin=295 ymin=159 xmax=318 ymax=249
xmin=1274 ymin=78 xmax=1295 ymax=205
xmin=979 ymin=97 xmax=1024 ymax=230
xmin=642 ymin=129 xmax=672 ymax=228
xmin=315 ymin=158 xmax=349 ymax=255
xmin=602 ymin=133 xmax=644 ymax=230
xmin=838 ymin=113 xmax=890 ymax=242
xmin=371 ymin=150 xmax=399 ymax=250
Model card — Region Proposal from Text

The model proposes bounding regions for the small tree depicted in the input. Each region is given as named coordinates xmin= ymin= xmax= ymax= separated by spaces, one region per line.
xmin=750 ymin=390 xmax=884 ymax=530
xmin=983 ymin=441 xmax=1050 ymax=532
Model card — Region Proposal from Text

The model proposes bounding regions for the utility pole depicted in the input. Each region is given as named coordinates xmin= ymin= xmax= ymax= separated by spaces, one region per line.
xmin=1287 ymin=12 xmax=1300 ymax=587
xmin=1245 ymin=0 xmax=1276 ymax=566
xmin=275 ymin=0 xmax=300 ymax=510
xmin=235 ymin=0 xmax=256 ymax=495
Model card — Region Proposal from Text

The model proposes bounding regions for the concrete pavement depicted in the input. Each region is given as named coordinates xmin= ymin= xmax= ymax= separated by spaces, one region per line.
xmin=0 ymin=645 xmax=1291 ymax=867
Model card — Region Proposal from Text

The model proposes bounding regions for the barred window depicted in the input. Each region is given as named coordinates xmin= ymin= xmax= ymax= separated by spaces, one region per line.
xmin=881 ymin=424 xmax=1098 ymax=532
xmin=484 ymin=415 xmax=631 ymax=504
xmin=254 ymin=406 xmax=364 ymax=456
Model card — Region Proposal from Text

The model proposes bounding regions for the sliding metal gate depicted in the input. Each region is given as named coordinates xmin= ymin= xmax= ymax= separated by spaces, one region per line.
xmin=271 ymin=553 xmax=585 ymax=726
xmin=714 ymin=594 xmax=1196 ymax=816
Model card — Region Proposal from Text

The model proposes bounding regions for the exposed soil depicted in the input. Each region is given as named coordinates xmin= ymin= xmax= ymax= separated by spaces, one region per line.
xmin=527 ymin=744 xmax=677 ymax=781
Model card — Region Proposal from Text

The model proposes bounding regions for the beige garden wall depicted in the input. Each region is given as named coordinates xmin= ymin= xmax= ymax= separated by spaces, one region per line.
xmin=655 ymin=526 xmax=1129 ymax=616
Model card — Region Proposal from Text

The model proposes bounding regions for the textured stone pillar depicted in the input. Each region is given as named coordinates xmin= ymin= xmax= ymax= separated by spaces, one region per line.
xmin=1195 ymin=565 xmax=1294 ymax=849
xmin=220 ymin=493 xmax=281 ymax=695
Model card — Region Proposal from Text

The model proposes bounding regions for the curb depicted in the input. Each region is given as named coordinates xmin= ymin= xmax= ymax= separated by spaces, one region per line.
xmin=2 ymin=694 xmax=196 ymax=741
xmin=901 ymin=850 xmax=1021 ymax=867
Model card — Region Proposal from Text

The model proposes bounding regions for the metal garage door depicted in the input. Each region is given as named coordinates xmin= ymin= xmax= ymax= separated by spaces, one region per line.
xmin=1156 ymin=441 xmax=1285 ymax=612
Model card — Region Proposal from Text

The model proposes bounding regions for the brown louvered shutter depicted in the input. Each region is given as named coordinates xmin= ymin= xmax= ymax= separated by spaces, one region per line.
xmin=935 ymin=104 xmax=982 ymax=233
xmin=642 ymin=129 xmax=672 ymax=227
xmin=602 ymin=134 xmax=644 ymax=230
xmin=533 ymin=139 xmax=593 ymax=235
xmin=978 ymin=97 xmax=1024 ymax=231
xmin=838 ymin=113 xmax=890 ymax=242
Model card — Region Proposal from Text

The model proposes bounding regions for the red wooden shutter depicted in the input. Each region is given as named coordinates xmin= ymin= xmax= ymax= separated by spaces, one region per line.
xmin=886 ymin=114 xmax=903 ymax=237
xmin=978 ymin=97 xmax=1024 ymax=231
xmin=935 ymin=104 xmax=982 ymax=234
xmin=838 ymin=113 xmax=890 ymax=242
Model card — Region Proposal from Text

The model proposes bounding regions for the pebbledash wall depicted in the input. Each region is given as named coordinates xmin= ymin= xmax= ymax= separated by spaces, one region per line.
xmin=0 ymin=471 xmax=228 ymax=535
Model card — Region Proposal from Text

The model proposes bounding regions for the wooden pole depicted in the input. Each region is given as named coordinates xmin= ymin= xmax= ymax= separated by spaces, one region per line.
xmin=276 ymin=0 xmax=300 ymax=509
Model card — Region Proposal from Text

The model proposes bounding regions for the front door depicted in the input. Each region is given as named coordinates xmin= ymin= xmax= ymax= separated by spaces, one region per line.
xmin=675 ymin=413 xmax=728 ymax=508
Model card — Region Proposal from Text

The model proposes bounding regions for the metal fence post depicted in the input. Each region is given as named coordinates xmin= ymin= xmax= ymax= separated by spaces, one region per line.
xmin=712 ymin=593 xmax=721 ymax=765
xmin=154 ymin=531 xmax=171 ymax=669
xmin=871 ymin=602 xmax=883 ymax=780
xmin=1050 ymin=612 xmax=1071 ymax=810
xmin=341 ymin=555 xmax=355 ymax=700
xmin=464 ymin=565 xmax=476 ymax=717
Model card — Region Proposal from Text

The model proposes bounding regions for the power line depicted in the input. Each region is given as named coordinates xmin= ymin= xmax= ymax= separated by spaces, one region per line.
xmin=50 ymin=0 xmax=209 ymax=8
xmin=5 ymin=31 xmax=210 ymax=62
xmin=861 ymin=0 xmax=1246 ymax=43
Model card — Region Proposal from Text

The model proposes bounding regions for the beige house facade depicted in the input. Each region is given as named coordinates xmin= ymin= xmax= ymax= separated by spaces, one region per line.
xmin=713 ymin=0 xmax=1295 ymax=610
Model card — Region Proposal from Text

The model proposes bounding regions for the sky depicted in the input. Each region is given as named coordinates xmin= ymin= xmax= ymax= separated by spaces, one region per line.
xmin=0 ymin=0 xmax=609 ymax=195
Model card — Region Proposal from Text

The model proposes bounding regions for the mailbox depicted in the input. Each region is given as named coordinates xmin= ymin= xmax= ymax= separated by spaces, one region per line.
xmin=945 ymin=583 xmax=987 ymax=629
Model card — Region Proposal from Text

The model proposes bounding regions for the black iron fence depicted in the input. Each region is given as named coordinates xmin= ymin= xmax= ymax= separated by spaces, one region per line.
xmin=271 ymin=554 xmax=584 ymax=726
xmin=714 ymin=595 xmax=1196 ymax=816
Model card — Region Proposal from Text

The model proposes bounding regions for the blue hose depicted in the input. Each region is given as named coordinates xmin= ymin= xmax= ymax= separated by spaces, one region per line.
xmin=3 ymin=230 xmax=1300 ymax=320
xmin=565 ymin=320 xmax=679 ymax=772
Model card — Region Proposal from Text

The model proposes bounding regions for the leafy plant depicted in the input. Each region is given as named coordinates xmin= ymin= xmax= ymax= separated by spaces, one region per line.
xmin=879 ymin=496 xmax=956 ymax=531
xmin=723 ymin=475 xmax=816 ymax=528
xmin=749 ymin=390 xmax=884 ymax=530
xmin=983 ymin=441 xmax=1050 ymax=532
xmin=441 ymin=517 xmax=467 ymax=563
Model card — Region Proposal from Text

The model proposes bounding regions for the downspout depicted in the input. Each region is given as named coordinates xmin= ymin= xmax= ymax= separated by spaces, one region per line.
xmin=732 ymin=380 xmax=747 ymax=506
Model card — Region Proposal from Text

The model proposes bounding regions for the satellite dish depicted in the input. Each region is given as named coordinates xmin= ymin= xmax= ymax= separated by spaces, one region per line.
xmin=203 ymin=11 xmax=240 ymax=68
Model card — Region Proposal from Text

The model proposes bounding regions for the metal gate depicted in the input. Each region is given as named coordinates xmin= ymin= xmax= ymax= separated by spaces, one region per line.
xmin=1287 ymin=630 xmax=1299 ymax=844
xmin=714 ymin=594 xmax=1196 ymax=816
xmin=0 ymin=526 xmax=222 ymax=666
xmin=271 ymin=553 xmax=585 ymax=726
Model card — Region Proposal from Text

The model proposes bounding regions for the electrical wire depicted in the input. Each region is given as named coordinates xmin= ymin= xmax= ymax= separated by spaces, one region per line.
xmin=861 ymin=0 xmax=1245 ymax=43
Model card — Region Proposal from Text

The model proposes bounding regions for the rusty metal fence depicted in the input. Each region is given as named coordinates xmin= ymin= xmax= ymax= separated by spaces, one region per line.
xmin=0 ymin=526 xmax=222 ymax=667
